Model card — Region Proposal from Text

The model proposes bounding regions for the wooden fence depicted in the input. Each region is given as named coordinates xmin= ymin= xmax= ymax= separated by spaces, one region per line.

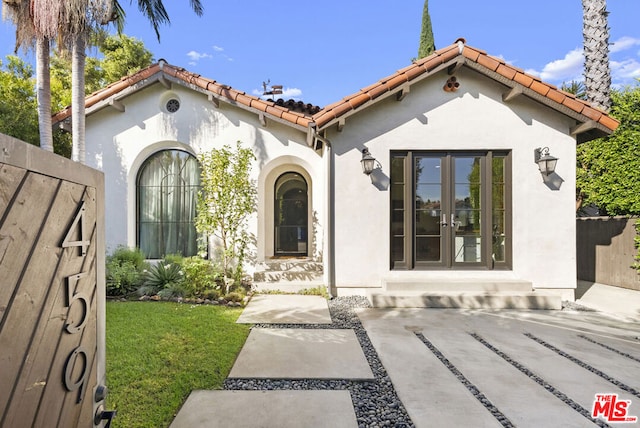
xmin=577 ymin=216 xmax=640 ymax=291
xmin=0 ymin=134 xmax=108 ymax=427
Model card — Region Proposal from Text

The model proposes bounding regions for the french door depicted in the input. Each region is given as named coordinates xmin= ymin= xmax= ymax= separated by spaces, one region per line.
xmin=391 ymin=151 xmax=510 ymax=270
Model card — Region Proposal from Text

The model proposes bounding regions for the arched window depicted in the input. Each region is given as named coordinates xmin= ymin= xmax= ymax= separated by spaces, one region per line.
xmin=137 ymin=150 xmax=200 ymax=259
xmin=274 ymin=172 xmax=308 ymax=256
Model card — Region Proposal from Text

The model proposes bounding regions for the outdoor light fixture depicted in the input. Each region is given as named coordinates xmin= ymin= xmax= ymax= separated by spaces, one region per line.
xmin=361 ymin=148 xmax=377 ymax=175
xmin=534 ymin=147 xmax=558 ymax=176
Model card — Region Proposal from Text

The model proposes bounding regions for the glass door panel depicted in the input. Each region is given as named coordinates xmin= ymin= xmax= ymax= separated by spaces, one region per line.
xmin=452 ymin=156 xmax=483 ymax=265
xmin=414 ymin=156 xmax=443 ymax=265
xmin=275 ymin=173 xmax=308 ymax=256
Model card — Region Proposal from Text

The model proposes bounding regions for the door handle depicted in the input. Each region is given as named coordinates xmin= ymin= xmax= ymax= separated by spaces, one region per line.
xmin=441 ymin=214 xmax=448 ymax=227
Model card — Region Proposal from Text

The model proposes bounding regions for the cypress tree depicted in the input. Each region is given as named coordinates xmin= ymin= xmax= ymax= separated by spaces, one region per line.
xmin=418 ymin=0 xmax=436 ymax=59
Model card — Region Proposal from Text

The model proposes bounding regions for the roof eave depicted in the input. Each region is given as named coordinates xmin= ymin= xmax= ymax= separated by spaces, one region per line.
xmin=53 ymin=68 xmax=311 ymax=133
xmin=315 ymin=56 xmax=461 ymax=132
xmin=463 ymin=60 xmax=617 ymax=143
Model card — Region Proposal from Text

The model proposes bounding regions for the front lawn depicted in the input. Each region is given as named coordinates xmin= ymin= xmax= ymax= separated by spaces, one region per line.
xmin=105 ymin=301 xmax=250 ymax=428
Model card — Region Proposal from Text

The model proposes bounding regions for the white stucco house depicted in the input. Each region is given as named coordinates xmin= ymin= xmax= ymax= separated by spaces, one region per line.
xmin=53 ymin=39 xmax=618 ymax=306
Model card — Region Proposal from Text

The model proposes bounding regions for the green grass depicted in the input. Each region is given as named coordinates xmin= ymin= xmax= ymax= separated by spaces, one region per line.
xmin=105 ymin=301 xmax=250 ymax=428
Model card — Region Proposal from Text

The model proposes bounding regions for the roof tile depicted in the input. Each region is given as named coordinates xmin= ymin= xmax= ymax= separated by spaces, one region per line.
xmin=546 ymin=89 xmax=567 ymax=104
xmin=477 ymin=54 xmax=501 ymax=72
xmin=562 ymin=97 xmax=585 ymax=114
xmin=367 ymin=83 xmax=390 ymax=100
xmin=530 ymin=81 xmax=550 ymax=97
xmin=385 ymin=74 xmax=409 ymax=91
xmin=53 ymin=41 xmax=619 ymax=138
xmin=581 ymin=106 xmax=603 ymax=122
xmin=598 ymin=114 xmax=619 ymax=131
xmin=495 ymin=64 xmax=517 ymax=80
xmin=422 ymin=55 xmax=445 ymax=72
xmin=513 ymin=72 xmax=534 ymax=88
xmin=348 ymin=93 xmax=371 ymax=110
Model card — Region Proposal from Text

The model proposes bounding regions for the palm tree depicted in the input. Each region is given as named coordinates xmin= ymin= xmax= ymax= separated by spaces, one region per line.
xmin=582 ymin=0 xmax=611 ymax=111
xmin=69 ymin=0 xmax=204 ymax=163
xmin=2 ymin=0 xmax=54 ymax=152
xmin=3 ymin=0 xmax=203 ymax=162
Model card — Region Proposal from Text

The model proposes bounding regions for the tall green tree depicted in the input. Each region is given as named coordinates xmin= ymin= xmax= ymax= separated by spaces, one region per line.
xmin=582 ymin=0 xmax=611 ymax=111
xmin=417 ymin=0 xmax=435 ymax=59
xmin=0 ymin=56 xmax=38 ymax=145
xmin=576 ymin=86 xmax=640 ymax=215
xmin=195 ymin=142 xmax=257 ymax=293
xmin=2 ymin=0 xmax=203 ymax=163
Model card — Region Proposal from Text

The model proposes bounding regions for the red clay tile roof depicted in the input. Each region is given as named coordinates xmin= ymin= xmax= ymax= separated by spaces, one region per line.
xmin=53 ymin=39 xmax=619 ymax=142
xmin=311 ymin=39 xmax=619 ymax=140
xmin=52 ymin=61 xmax=314 ymax=129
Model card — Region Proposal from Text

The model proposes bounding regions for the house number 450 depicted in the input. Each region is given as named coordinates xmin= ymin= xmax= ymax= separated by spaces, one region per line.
xmin=61 ymin=200 xmax=91 ymax=404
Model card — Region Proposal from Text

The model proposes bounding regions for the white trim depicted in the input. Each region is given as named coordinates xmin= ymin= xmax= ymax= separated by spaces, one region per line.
xmin=257 ymin=156 xmax=315 ymax=261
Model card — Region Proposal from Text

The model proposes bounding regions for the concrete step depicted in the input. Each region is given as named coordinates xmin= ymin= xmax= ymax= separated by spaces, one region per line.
xmin=383 ymin=279 xmax=533 ymax=293
xmin=368 ymin=291 xmax=562 ymax=310
xmin=253 ymin=271 xmax=323 ymax=283
xmin=252 ymin=281 xmax=325 ymax=294
xmin=255 ymin=260 xmax=323 ymax=273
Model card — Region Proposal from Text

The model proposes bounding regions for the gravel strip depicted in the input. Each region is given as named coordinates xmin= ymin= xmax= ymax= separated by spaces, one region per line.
xmin=470 ymin=333 xmax=609 ymax=428
xmin=224 ymin=296 xmax=414 ymax=428
xmin=578 ymin=334 xmax=640 ymax=364
xmin=414 ymin=332 xmax=514 ymax=428
xmin=525 ymin=332 xmax=640 ymax=399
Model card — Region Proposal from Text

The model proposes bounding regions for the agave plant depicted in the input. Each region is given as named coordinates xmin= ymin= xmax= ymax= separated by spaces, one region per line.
xmin=141 ymin=262 xmax=184 ymax=295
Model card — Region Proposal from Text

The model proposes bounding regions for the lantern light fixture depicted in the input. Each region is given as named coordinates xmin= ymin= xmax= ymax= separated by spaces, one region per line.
xmin=361 ymin=148 xmax=378 ymax=175
xmin=534 ymin=147 xmax=558 ymax=176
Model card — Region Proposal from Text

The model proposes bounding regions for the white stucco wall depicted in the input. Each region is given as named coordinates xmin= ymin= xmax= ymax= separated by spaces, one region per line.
xmin=328 ymin=67 xmax=577 ymax=293
xmin=84 ymin=83 xmax=323 ymax=263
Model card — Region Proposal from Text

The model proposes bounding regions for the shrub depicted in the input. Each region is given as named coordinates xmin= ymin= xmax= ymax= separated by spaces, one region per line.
xmin=142 ymin=262 xmax=184 ymax=295
xmin=202 ymin=289 xmax=221 ymax=301
xmin=181 ymin=256 xmax=221 ymax=297
xmin=223 ymin=291 xmax=244 ymax=303
xmin=163 ymin=253 xmax=184 ymax=266
xmin=106 ymin=246 xmax=148 ymax=296
xmin=157 ymin=283 xmax=187 ymax=299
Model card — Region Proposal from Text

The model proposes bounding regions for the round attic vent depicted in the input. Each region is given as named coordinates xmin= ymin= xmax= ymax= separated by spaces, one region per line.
xmin=166 ymin=98 xmax=180 ymax=113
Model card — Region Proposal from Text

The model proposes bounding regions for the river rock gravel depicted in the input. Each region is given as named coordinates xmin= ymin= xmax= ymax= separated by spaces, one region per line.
xmin=224 ymin=296 xmax=415 ymax=428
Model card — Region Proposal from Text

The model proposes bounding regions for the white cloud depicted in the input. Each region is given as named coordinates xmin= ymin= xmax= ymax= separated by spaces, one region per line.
xmin=186 ymin=51 xmax=212 ymax=62
xmin=611 ymin=59 xmax=640 ymax=81
xmin=213 ymin=45 xmax=224 ymax=52
xmin=282 ymin=88 xmax=302 ymax=98
xmin=537 ymin=48 xmax=584 ymax=82
xmin=252 ymin=87 xmax=304 ymax=100
xmin=610 ymin=36 xmax=640 ymax=54
xmin=526 ymin=36 xmax=640 ymax=87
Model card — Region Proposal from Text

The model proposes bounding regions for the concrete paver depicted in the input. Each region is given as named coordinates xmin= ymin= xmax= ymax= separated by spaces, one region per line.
xmin=169 ymin=390 xmax=358 ymax=428
xmin=358 ymin=308 xmax=640 ymax=428
xmin=237 ymin=294 xmax=331 ymax=324
xmin=229 ymin=328 xmax=374 ymax=380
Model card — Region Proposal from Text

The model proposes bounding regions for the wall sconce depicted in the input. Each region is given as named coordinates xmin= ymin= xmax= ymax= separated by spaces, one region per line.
xmin=534 ymin=147 xmax=558 ymax=176
xmin=361 ymin=148 xmax=378 ymax=175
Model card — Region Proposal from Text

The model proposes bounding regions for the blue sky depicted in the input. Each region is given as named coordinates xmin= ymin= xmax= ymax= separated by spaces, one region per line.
xmin=1 ymin=0 xmax=639 ymax=107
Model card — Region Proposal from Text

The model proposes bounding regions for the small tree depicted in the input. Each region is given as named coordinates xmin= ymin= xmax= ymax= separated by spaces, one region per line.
xmin=195 ymin=141 xmax=257 ymax=293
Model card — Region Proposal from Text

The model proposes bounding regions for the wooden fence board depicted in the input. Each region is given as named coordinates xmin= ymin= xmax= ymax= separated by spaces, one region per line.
xmin=0 ymin=163 xmax=26 ymax=218
xmin=0 ymin=135 xmax=106 ymax=428
xmin=1 ymin=182 xmax=89 ymax=427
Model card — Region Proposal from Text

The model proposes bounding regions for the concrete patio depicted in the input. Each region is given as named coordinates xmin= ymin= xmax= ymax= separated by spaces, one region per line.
xmin=171 ymin=290 xmax=640 ymax=427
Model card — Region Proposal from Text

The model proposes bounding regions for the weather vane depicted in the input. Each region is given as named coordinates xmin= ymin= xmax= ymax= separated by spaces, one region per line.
xmin=262 ymin=79 xmax=283 ymax=97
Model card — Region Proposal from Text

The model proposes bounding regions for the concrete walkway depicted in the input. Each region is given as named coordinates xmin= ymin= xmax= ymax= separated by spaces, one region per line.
xmin=171 ymin=291 xmax=640 ymax=427
xmin=171 ymin=294 xmax=363 ymax=428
